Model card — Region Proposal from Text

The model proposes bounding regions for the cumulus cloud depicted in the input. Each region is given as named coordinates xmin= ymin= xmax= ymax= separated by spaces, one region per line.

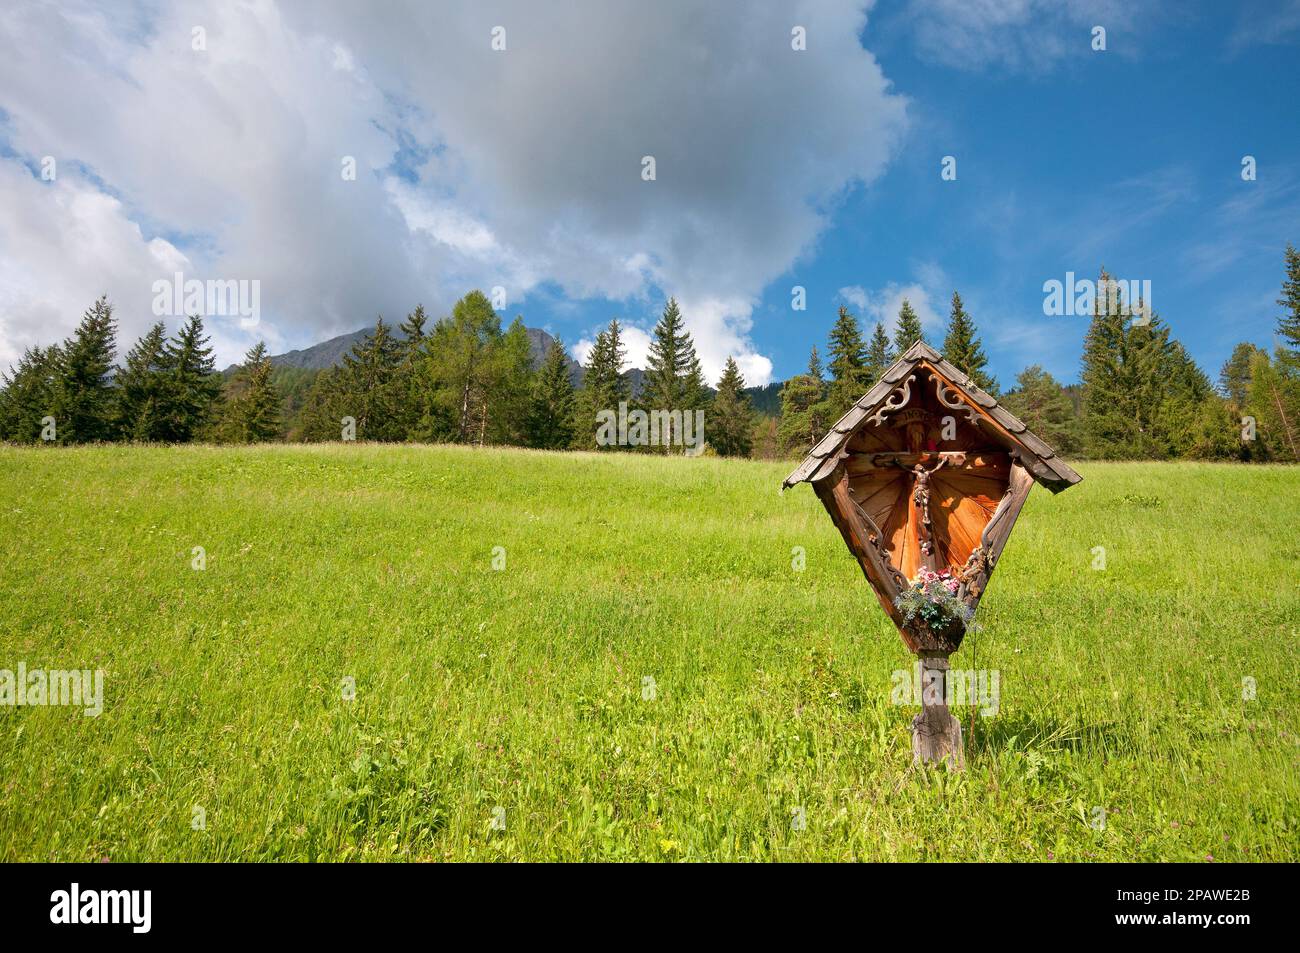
xmin=0 ymin=0 xmax=907 ymax=380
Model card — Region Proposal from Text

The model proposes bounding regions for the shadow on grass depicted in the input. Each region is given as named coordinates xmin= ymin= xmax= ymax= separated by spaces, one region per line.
xmin=964 ymin=709 xmax=1132 ymax=758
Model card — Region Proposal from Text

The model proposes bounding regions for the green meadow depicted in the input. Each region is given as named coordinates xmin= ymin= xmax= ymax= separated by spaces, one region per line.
xmin=0 ymin=444 xmax=1296 ymax=861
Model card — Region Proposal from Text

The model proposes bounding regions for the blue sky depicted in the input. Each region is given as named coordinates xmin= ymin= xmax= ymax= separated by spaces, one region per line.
xmin=517 ymin=2 xmax=1300 ymax=388
xmin=1 ymin=1 xmax=1297 ymax=386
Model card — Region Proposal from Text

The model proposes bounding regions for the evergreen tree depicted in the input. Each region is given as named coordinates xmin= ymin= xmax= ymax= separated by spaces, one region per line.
xmin=392 ymin=305 xmax=430 ymax=440
xmin=219 ymin=341 xmax=282 ymax=443
xmin=299 ymin=367 xmax=350 ymax=442
xmin=941 ymin=291 xmax=997 ymax=394
xmin=114 ymin=322 xmax=171 ymax=441
xmin=398 ymin=304 xmax=428 ymax=346
xmin=892 ymin=298 xmax=925 ymax=356
xmin=573 ymin=319 xmax=630 ymax=450
xmin=160 ymin=314 xmax=220 ymax=442
xmin=488 ymin=316 xmax=535 ymax=445
xmin=709 ymin=357 xmax=754 ymax=457
xmin=681 ymin=347 xmax=708 ymax=415
xmin=643 ymin=298 xmax=706 ymax=450
xmin=1000 ymin=365 xmax=1080 ymax=454
xmin=51 ymin=295 xmax=118 ymax=443
xmin=644 ymin=298 xmax=691 ymax=409
xmin=340 ymin=317 xmax=404 ymax=441
xmin=865 ymin=322 xmax=892 ymax=383
xmin=0 ymin=344 xmax=60 ymax=442
xmin=527 ymin=338 xmax=576 ymax=449
xmin=1080 ymin=268 xmax=1132 ymax=457
xmin=824 ymin=305 xmax=870 ymax=419
xmin=1219 ymin=342 xmax=1264 ymax=408
xmin=1080 ymin=270 xmax=1219 ymax=459
xmin=1185 ymin=393 xmax=1248 ymax=461
xmin=1248 ymin=348 xmax=1300 ymax=461
xmin=1160 ymin=340 xmax=1218 ymax=457
xmin=1277 ymin=242 xmax=1300 ymax=366
xmin=777 ymin=372 xmax=828 ymax=454
xmin=806 ymin=346 xmax=823 ymax=384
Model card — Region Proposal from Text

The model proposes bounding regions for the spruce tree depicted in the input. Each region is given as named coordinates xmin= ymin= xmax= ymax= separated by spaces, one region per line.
xmin=1080 ymin=269 xmax=1130 ymax=457
xmin=806 ymin=346 xmax=823 ymax=384
xmin=573 ymin=319 xmax=629 ymax=450
xmin=892 ymin=299 xmax=925 ymax=356
xmin=644 ymin=298 xmax=690 ymax=409
xmin=1219 ymin=342 xmax=1263 ymax=408
xmin=941 ymin=291 xmax=997 ymax=393
xmin=299 ymin=368 xmax=350 ymax=442
xmin=0 ymin=344 xmax=60 ymax=442
xmin=527 ymin=338 xmax=577 ymax=449
xmin=160 ymin=314 xmax=220 ymax=442
xmin=51 ymin=295 xmax=118 ymax=443
xmin=220 ymin=342 xmax=282 ymax=443
xmin=865 ymin=322 xmax=891 ymax=383
xmin=398 ymin=304 xmax=428 ymax=346
xmin=115 ymin=322 xmax=171 ymax=441
xmin=339 ymin=317 xmax=403 ymax=441
xmin=488 ymin=316 xmax=535 ymax=445
xmin=709 ymin=357 xmax=754 ymax=457
xmin=392 ymin=305 xmax=430 ymax=440
xmin=1080 ymin=269 xmax=1219 ymax=459
xmin=643 ymin=298 xmax=706 ymax=449
xmin=825 ymin=305 xmax=870 ymax=419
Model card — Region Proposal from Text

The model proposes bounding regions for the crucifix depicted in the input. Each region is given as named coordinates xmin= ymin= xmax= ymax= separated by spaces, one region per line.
xmin=783 ymin=342 xmax=1082 ymax=770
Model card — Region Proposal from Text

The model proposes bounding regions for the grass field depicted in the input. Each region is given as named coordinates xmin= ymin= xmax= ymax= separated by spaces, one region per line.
xmin=1 ymin=444 xmax=1297 ymax=862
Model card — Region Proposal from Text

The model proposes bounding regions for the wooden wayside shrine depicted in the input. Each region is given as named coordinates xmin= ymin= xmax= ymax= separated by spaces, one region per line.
xmin=783 ymin=341 xmax=1081 ymax=768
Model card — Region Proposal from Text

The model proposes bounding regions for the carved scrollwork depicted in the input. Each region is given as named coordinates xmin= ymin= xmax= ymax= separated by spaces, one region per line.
xmin=955 ymin=545 xmax=990 ymax=606
xmin=933 ymin=375 xmax=982 ymax=428
xmin=867 ymin=374 xmax=914 ymax=426
xmin=850 ymin=496 xmax=909 ymax=592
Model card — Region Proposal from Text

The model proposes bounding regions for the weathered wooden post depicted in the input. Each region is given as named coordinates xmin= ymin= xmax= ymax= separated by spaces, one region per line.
xmin=782 ymin=342 xmax=1081 ymax=769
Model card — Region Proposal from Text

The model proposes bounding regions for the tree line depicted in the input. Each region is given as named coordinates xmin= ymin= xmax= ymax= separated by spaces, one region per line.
xmin=0 ymin=303 xmax=280 ymax=445
xmin=2 ymin=244 xmax=1297 ymax=461
xmin=773 ymin=245 xmax=1300 ymax=462
xmin=0 ymin=290 xmax=758 ymax=456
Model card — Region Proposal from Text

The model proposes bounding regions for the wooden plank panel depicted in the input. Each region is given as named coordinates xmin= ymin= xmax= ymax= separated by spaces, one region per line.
xmin=933 ymin=471 xmax=1004 ymax=512
xmin=881 ymin=490 xmax=912 ymax=580
xmin=849 ymin=473 xmax=906 ymax=530
xmin=934 ymin=494 xmax=987 ymax=567
xmin=845 ymin=426 xmax=901 ymax=454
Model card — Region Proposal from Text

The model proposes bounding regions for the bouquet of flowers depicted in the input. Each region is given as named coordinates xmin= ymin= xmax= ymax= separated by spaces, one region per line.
xmin=894 ymin=567 xmax=973 ymax=632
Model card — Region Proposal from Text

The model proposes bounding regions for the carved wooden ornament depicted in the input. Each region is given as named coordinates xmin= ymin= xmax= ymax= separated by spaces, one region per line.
xmin=783 ymin=342 xmax=1082 ymax=658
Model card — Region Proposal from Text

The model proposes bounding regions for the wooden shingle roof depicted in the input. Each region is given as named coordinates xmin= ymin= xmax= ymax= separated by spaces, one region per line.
xmin=782 ymin=341 xmax=1082 ymax=492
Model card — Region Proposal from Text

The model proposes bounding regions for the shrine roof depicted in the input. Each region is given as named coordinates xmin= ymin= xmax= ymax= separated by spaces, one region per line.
xmin=781 ymin=341 xmax=1083 ymax=493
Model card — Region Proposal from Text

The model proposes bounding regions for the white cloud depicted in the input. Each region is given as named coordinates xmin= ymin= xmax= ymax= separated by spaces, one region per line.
xmin=838 ymin=286 xmax=870 ymax=311
xmin=574 ymin=323 xmax=655 ymax=377
xmin=895 ymin=0 xmax=1151 ymax=72
xmin=0 ymin=0 xmax=907 ymax=381
xmin=845 ymin=265 xmax=950 ymax=339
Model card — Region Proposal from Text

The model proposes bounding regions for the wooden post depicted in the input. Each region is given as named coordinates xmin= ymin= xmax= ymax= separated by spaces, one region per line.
xmin=911 ymin=652 xmax=964 ymax=770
